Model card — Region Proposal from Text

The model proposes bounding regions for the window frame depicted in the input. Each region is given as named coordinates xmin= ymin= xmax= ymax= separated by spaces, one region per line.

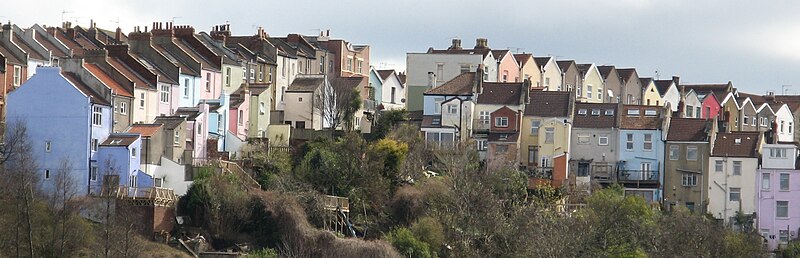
xmin=729 ymin=187 xmax=741 ymax=202
xmin=732 ymin=161 xmax=742 ymax=175
xmin=669 ymin=145 xmax=679 ymax=160
xmin=780 ymin=173 xmax=790 ymax=191
xmin=92 ymin=106 xmax=103 ymax=126
xmin=686 ymin=145 xmax=698 ymax=161
xmin=762 ymin=173 xmax=771 ymax=190
xmin=495 ymin=117 xmax=509 ymax=127
xmin=598 ymin=136 xmax=609 ymax=146
xmin=776 ymin=201 xmax=789 ymax=218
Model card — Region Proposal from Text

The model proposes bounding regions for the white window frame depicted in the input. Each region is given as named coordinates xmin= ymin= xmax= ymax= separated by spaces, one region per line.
xmin=729 ymin=187 xmax=741 ymax=202
xmin=780 ymin=173 xmax=790 ymax=191
xmin=530 ymin=120 xmax=540 ymax=135
xmin=160 ymin=85 xmax=170 ymax=103
xmin=90 ymin=164 xmax=98 ymax=181
xmin=120 ymin=102 xmax=127 ymax=115
xmin=91 ymin=138 xmax=98 ymax=152
xmin=686 ymin=145 xmax=698 ymax=160
xmin=479 ymin=111 xmax=490 ymax=124
xmin=776 ymin=201 xmax=789 ymax=218
xmin=682 ymin=173 xmax=698 ymax=186
xmin=495 ymin=117 xmax=509 ymax=127
xmin=715 ymin=160 xmax=723 ymax=172
xmin=45 ymin=141 xmax=52 ymax=152
xmin=598 ymin=136 xmax=609 ymax=146
xmin=762 ymin=173 xmax=771 ymax=190
xmin=544 ymin=128 xmax=555 ymax=144
xmin=92 ymin=106 xmax=103 ymax=126
xmin=625 ymin=133 xmax=634 ymax=150
xmin=733 ymin=161 xmax=742 ymax=175
xmin=13 ymin=65 xmax=21 ymax=86
xmin=643 ymin=133 xmax=653 ymax=151
xmin=669 ymin=145 xmax=679 ymax=160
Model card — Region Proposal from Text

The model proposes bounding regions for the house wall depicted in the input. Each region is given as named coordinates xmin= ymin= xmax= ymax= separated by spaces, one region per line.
xmin=221 ymin=63 xmax=244 ymax=95
xmin=541 ymin=61 xmax=562 ymax=91
xmin=701 ymin=95 xmax=721 ymax=119
xmin=739 ymin=103 xmax=758 ymax=131
xmin=663 ymin=142 xmax=709 ymax=212
xmin=275 ymin=55 xmax=298 ymax=111
xmin=96 ymin=141 xmax=142 ymax=192
xmin=538 ymin=118 xmax=571 ymax=169
xmin=603 ymin=71 xmax=623 ymax=104
xmin=775 ymin=106 xmax=795 ymax=142
xmin=283 ymin=92 xmax=315 ymax=129
xmin=642 ymin=82 xmax=662 ymax=106
xmin=622 ymin=75 xmax=642 ymax=105
xmin=133 ymin=88 xmax=158 ymax=124
xmin=112 ymin=96 xmax=133 ymax=132
xmin=755 ymin=106 xmax=775 ymax=132
xmin=199 ymin=69 xmax=223 ymax=101
xmin=369 ymin=70 xmax=383 ymax=106
xmin=520 ymin=59 xmax=541 ymax=86
xmin=683 ymin=92 xmax=703 ymax=118
xmin=757 ymin=168 xmax=800 ymax=250
xmin=580 ymin=68 xmax=604 ymax=103
xmin=489 ymin=108 xmax=518 ymax=132
xmin=497 ymin=53 xmax=519 ymax=83
xmin=141 ymin=133 xmax=165 ymax=168
xmin=248 ymin=91 xmax=271 ymax=138
xmin=6 ymin=67 xmax=92 ymax=195
xmin=229 ymin=95 xmax=249 ymax=140
xmin=195 ymin=103 xmax=209 ymax=159
xmin=156 ymin=81 xmax=176 ymax=116
xmin=487 ymin=142 xmax=519 ymax=169
xmin=570 ymin=127 xmax=618 ymax=171
xmin=381 ymin=74 xmax=406 ymax=110
xmin=177 ymin=74 xmax=201 ymax=107
xmin=154 ymin=156 xmax=191 ymax=195
xmin=560 ymin=64 xmax=579 ymax=93
xmin=663 ymin=86 xmax=681 ymax=112
xmin=720 ymin=96 xmax=740 ymax=132
xmin=707 ymin=156 xmax=758 ymax=223
xmin=617 ymin=129 xmax=664 ymax=200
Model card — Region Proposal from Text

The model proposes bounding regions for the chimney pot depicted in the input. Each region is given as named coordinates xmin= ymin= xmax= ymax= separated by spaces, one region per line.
xmin=475 ymin=38 xmax=488 ymax=48
xmin=450 ymin=38 xmax=462 ymax=50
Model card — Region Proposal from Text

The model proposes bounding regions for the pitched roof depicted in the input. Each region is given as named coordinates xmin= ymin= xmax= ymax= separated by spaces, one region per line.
xmin=639 ymin=77 xmax=653 ymax=87
xmin=61 ymin=72 xmax=111 ymax=106
xmin=712 ymin=132 xmax=761 ymax=157
xmin=556 ymin=60 xmax=576 ymax=71
xmin=573 ymin=103 xmax=618 ymax=128
xmin=126 ymin=124 xmax=162 ymax=137
xmin=666 ymin=118 xmax=711 ymax=141
xmin=287 ymin=75 xmax=326 ymax=92
xmin=376 ymin=69 xmax=395 ymax=81
xmin=107 ymin=57 xmax=154 ymax=90
xmin=576 ymin=63 xmax=593 ymax=75
xmin=424 ymin=72 xmax=475 ymax=96
xmin=680 ymin=83 xmax=732 ymax=101
xmin=477 ymin=82 xmax=523 ymax=105
xmin=248 ymin=84 xmax=271 ymax=96
xmin=12 ymin=34 xmax=46 ymax=61
xmin=653 ymin=80 xmax=674 ymax=95
xmin=620 ymin=105 xmax=662 ymax=130
xmin=617 ymin=68 xmax=637 ymax=82
xmin=0 ymin=43 xmax=23 ymax=65
xmin=330 ymin=76 xmax=367 ymax=91
xmin=427 ymin=47 xmax=491 ymax=58
xmin=533 ymin=57 xmax=551 ymax=69
xmin=525 ymin=91 xmax=571 ymax=117
xmin=100 ymin=134 xmax=139 ymax=146
xmin=84 ymin=63 xmax=133 ymax=97
xmin=175 ymin=107 xmax=201 ymax=120
xmin=597 ymin=65 xmax=616 ymax=80
xmin=398 ymin=73 xmax=406 ymax=84
xmin=514 ymin=53 xmax=532 ymax=67
xmin=490 ymin=50 xmax=509 ymax=61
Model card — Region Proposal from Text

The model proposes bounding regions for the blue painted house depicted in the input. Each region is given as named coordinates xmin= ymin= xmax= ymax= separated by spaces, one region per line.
xmin=96 ymin=133 xmax=149 ymax=193
xmin=616 ymin=105 xmax=666 ymax=202
xmin=369 ymin=67 xmax=383 ymax=107
xmin=6 ymin=67 xmax=114 ymax=195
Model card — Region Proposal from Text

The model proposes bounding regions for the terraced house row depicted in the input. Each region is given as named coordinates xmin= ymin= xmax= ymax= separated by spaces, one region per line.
xmin=0 ymin=20 xmax=410 ymax=223
xmin=409 ymin=38 xmax=800 ymax=250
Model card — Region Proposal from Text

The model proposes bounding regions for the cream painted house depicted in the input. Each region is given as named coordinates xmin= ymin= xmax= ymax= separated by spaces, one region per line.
xmin=640 ymin=78 xmax=663 ymax=107
xmin=283 ymin=75 xmax=329 ymax=130
xmin=533 ymin=57 xmax=562 ymax=91
xmin=682 ymin=89 xmax=703 ymax=118
xmin=707 ymin=132 xmax=762 ymax=225
xmin=514 ymin=53 xmax=540 ymax=85
xmin=577 ymin=63 xmax=604 ymax=103
xmin=520 ymin=91 xmax=573 ymax=185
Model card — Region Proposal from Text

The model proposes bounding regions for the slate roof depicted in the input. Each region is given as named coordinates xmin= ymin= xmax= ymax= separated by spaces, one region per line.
xmin=287 ymin=75 xmax=326 ymax=92
xmin=376 ymin=69 xmax=395 ymax=81
xmin=174 ymin=38 xmax=220 ymax=71
xmin=680 ymin=83 xmax=732 ymax=101
xmin=330 ymin=76 xmax=367 ymax=91
xmin=398 ymin=73 xmax=406 ymax=85
xmin=666 ymin=118 xmax=711 ymax=141
xmin=424 ymin=72 xmax=475 ymax=96
xmin=597 ymin=66 xmax=616 ymax=80
xmin=653 ymin=80 xmax=674 ymax=95
xmin=712 ymin=132 xmax=761 ymax=157
xmin=533 ymin=57 xmax=552 ymax=69
xmin=556 ymin=60 xmax=576 ymax=71
xmin=573 ymin=103 xmax=618 ymax=128
xmin=153 ymin=44 xmax=199 ymax=76
xmin=525 ymin=91 xmax=571 ymax=117
xmin=0 ymin=43 xmax=23 ymax=65
xmin=62 ymin=72 xmax=111 ymax=106
xmin=126 ymin=124 xmax=162 ymax=137
xmin=84 ymin=63 xmax=133 ymax=97
xmin=477 ymin=82 xmax=523 ymax=105
xmin=639 ymin=77 xmax=653 ymax=87
xmin=620 ymin=105 xmax=662 ymax=130
xmin=514 ymin=53 xmax=532 ymax=67
xmin=13 ymin=34 xmax=46 ymax=60
xmin=427 ymin=48 xmax=491 ymax=58
xmin=100 ymin=134 xmax=139 ymax=146
xmin=617 ymin=68 xmax=637 ymax=82
xmin=107 ymin=57 xmax=155 ymax=90
xmin=248 ymin=83 xmax=271 ymax=96
xmin=576 ymin=63 xmax=593 ymax=75
xmin=490 ymin=50 xmax=509 ymax=61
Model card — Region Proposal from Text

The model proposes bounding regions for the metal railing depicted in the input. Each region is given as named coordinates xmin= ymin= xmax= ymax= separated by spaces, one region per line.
xmin=527 ymin=166 xmax=554 ymax=179
xmin=617 ymin=169 xmax=659 ymax=182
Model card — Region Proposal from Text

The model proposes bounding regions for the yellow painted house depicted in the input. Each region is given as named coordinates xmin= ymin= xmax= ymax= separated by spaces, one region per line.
xmin=520 ymin=91 xmax=573 ymax=181
xmin=640 ymin=77 xmax=663 ymax=107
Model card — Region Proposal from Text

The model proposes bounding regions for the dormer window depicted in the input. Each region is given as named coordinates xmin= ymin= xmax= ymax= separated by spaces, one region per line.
xmin=734 ymin=138 xmax=742 ymax=145
xmin=644 ymin=109 xmax=657 ymax=116
xmin=495 ymin=117 xmax=509 ymax=127
xmin=605 ymin=110 xmax=614 ymax=116
xmin=627 ymin=109 xmax=640 ymax=117
xmin=578 ymin=109 xmax=587 ymax=115
xmin=591 ymin=109 xmax=600 ymax=116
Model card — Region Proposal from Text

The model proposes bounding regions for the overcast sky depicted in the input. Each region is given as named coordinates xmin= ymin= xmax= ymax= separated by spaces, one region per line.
xmin=4 ymin=0 xmax=799 ymax=94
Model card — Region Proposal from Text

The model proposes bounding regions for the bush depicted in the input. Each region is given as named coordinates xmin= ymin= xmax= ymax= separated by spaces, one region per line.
xmin=410 ymin=217 xmax=444 ymax=256
xmin=385 ymin=227 xmax=434 ymax=258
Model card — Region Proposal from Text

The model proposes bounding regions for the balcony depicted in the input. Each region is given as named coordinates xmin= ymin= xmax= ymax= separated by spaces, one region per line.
xmin=473 ymin=119 xmax=491 ymax=132
xmin=527 ymin=166 xmax=554 ymax=179
xmin=101 ymin=186 xmax=177 ymax=207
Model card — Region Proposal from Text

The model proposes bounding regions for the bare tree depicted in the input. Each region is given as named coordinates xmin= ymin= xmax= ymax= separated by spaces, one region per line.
xmin=314 ymin=78 xmax=362 ymax=131
xmin=0 ymin=121 xmax=39 ymax=257
xmin=48 ymin=158 xmax=81 ymax=257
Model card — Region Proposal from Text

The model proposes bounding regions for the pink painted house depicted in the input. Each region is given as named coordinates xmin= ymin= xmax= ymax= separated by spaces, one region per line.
xmin=229 ymin=88 xmax=250 ymax=140
xmin=491 ymin=50 xmax=520 ymax=83
xmin=700 ymin=92 xmax=721 ymax=119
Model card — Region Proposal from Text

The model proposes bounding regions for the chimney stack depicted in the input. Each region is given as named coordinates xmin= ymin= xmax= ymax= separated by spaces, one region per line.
xmin=427 ymin=72 xmax=436 ymax=88
xmin=449 ymin=38 xmax=462 ymax=50
xmin=672 ymin=75 xmax=680 ymax=86
xmin=475 ymin=38 xmax=488 ymax=49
